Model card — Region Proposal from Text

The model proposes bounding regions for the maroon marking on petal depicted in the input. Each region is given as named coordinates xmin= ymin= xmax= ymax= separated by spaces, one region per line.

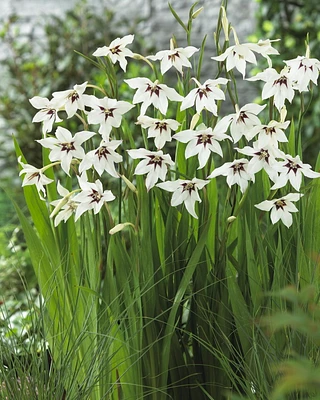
xmin=89 ymin=189 xmax=102 ymax=203
xmin=273 ymin=76 xmax=288 ymax=87
xmin=95 ymin=146 xmax=111 ymax=160
xmin=182 ymin=182 xmax=196 ymax=194
xmin=275 ymin=199 xmax=286 ymax=210
xmin=284 ymin=159 xmax=302 ymax=175
xmin=147 ymin=155 xmax=163 ymax=169
xmin=61 ymin=142 xmax=76 ymax=153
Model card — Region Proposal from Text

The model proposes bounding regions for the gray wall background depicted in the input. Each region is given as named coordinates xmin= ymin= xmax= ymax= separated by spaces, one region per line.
xmin=0 ymin=0 xmax=258 ymax=61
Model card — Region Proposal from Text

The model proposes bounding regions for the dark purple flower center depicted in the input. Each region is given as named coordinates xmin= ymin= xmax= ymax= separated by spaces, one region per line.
xmin=274 ymin=76 xmax=288 ymax=87
xmin=155 ymin=121 xmax=168 ymax=133
xmin=61 ymin=142 xmax=75 ymax=153
xmin=232 ymin=162 xmax=245 ymax=174
xmin=146 ymin=84 xmax=161 ymax=97
xmin=182 ymin=182 xmax=195 ymax=194
xmin=111 ymin=45 xmax=121 ymax=55
xmin=147 ymin=155 xmax=163 ymax=168
xmin=89 ymin=189 xmax=102 ymax=203
xmin=254 ymin=148 xmax=270 ymax=163
xmin=95 ymin=146 xmax=110 ymax=160
xmin=196 ymin=133 xmax=212 ymax=147
xmin=275 ymin=199 xmax=286 ymax=210
xmin=284 ymin=159 xmax=301 ymax=175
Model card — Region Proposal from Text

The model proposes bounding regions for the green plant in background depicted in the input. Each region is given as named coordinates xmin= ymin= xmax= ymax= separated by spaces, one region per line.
xmin=252 ymin=0 xmax=320 ymax=167
xmin=2 ymin=1 xmax=320 ymax=400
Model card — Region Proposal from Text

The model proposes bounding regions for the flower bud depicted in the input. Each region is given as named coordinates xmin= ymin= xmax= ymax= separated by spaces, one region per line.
xmin=121 ymin=174 xmax=138 ymax=193
xmin=190 ymin=113 xmax=200 ymax=130
xmin=221 ymin=6 xmax=229 ymax=41
xmin=227 ymin=216 xmax=236 ymax=224
xmin=192 ymin=6 xmax=204 ymax=19
xmin=109 ymin=222 xmax=135 ymax=235
xmin=280 ymin=106 xmax=287 ymax=123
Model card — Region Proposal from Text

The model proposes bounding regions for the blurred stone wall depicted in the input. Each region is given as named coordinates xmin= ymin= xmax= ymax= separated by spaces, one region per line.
xmin=0 ymin=0 xmax=258 ymax=59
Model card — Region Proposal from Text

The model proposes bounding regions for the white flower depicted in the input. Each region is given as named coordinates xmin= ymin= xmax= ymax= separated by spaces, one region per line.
xmin=271 ymin=154 xmax=320 ymax=191
xmin=180 ymin=78 xmax=228 ymax=115
xmin=79 ymin=139 xmax=122 ymax=177
xmin=127 ymin=148 xmax=174 ymax=191
xmin=212 ymin=38 xmax=279 ymax=77
xmin=52 ymin=81 xmax=87 ymax=118
xmin=212 ymin=43 xmax=258 ymax=78
xmin=73 ymin=177 xmax=115 ymax=221
xmin=136 ymin=115 xmax=180 ymax=149
xmin=247 ymin=67 xmax=295 ymax=112
xmin=173 ymin=123 xmax=231 ymax=169
xmin=50 ymin=181 xmax=77 ymax=227
xmin=249 ymin=120 xmax=290 ymax=147
xmin=255 ymin=193 xmax=303 ymax=228
xmin=252 ymin=39 xmax=280 ymax=67
xmin=29 ymin=96 xmax=62 ymax=135
xmin=147 ymin=40 xmax=198 ymax=75
xmin=92 ymin=34 xmax=134 ymax=72
xmin=18 ymin=156 xmax=53 ymax=200
xmin=285 ymin=55 xmax=320 ymax=92
xmin=37 ymin=127 xmax=95 ymax=176
xmin=207 ymin=158 xmax=254 ymax=193
xmin=125 ymin=77 xmax=183 ymax=116
xmin=157 ymin=178 xmax=209 ymax=218
xmin=86 ymin=96 xmax=134 ymax=140
xmin=214 ymin=103 xmax=266 ymax=143
xmin=236 ymin=139 xmax=283 ymax=182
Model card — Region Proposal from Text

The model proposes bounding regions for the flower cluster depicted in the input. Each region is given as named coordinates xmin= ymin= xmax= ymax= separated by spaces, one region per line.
xmin=20 ymin=10 xmax=320 ymax=229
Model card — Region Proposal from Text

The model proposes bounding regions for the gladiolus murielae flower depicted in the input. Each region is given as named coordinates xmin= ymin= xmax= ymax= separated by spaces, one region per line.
xmin=52 ymin=81 xmax=88 ymax=118
xmin=157 ymin=178 xmax=209 ymax=219
xmin=147 ymin=39 xmax=199 ymax=75
xmin=18 ymin=156 xmax=54 ymax=200
xmin=247 ymin=67 xmax=295 ymax=112
xmin=37 ymin=127 xmax=96 ymax=176
xmin=93 ymin=34 xmax=134 ymax=72
xmin=29 ymin=96 xmax=62 ymax=135
xmin=271 ymin=154 xmax=320 ymax=191
xmin=125 ymin=77 xmax=183 ymax=116
xmin=208 ymin=158 xmax=254 ymax=193
xmin=255 ymin=193 xmax=303 ymax=228
xmin=173 ymin=123 xmax=231 ymax=169
xmin=73 ymin=177 xmax=115 ymax=221
xmin=127 ymin=148 xmax=174 ymax=191
xmin=180 ymin=77 xmax=228 ymax=115
xmin=136 ymin=116 xmax=180 ymax=149
xmin=214 ymin=103 xmax=266 ymax=143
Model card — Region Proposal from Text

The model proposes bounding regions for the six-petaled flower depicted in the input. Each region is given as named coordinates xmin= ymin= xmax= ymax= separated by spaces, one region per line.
xmin=37 ymin=127 xmax=95 ymax=176
xmin=52 ymin=81 xmax=88 ymax=118
xmin=180 ymin=78 xmax=228 ymax=115
xmin=29 ymin=96 xmax=62 ymax=135
xmin=73 ymin=177 xmax=115 ymax=221
xmin=136 ymin=116 xmax=180 ymax=149
xmin=271 ymin=154 xmax=320 ymax=191
xmin=127 ymin=148 xmax=174 ymax=191
xmin=207 ymin=158 xmax=254 ymax=193
xmin=255 ymin=193 xmax=303 ymax=228
xmin=157 ymin=178 xmax=209 ymax=219
xmin=125 ymin=77 xmax=183 ymax=116
xmin=173 ymin=123 xmax=231 ymax=169
xmin=147 ymin=40 xmax=198 ymax=75
xmin=93 ymin=34 xmax=134 ymax=72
